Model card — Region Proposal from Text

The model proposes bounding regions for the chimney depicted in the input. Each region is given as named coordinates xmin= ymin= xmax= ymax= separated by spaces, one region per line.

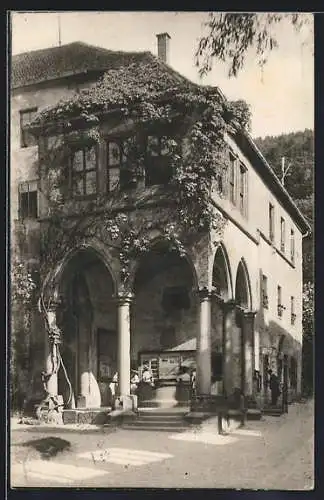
xmin=156 ymin=32 xmax=171 ymax=65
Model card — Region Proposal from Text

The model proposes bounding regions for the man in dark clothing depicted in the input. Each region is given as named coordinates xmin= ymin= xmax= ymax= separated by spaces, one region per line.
xmin=268 ymin=370 xmax=281 ymax=406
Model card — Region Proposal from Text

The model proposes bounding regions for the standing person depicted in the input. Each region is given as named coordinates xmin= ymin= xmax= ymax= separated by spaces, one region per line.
xmin=142 ymin=363 xmax=154 ymax=386
xmin=130 ymin=370 xmax=140 ymax=395
xmin=109 ymin=372 xmax=118 ymax=405
xmin=190 ymin=369 xmax=197 ymax=399
xmin=177 ymin=366 xmax=191 ymax=384
xmin=268 ymin=369 xmax=280 ymax=406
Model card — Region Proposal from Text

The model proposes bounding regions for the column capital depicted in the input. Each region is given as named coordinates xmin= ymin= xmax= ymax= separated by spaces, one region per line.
xmin=196 ymin=287 xmax=212 ymax=300
xmin=210 ymin=290 xmax=225 ymax=305
xmin=115 ymin=292 xmax=134 ymax=306
xmin=243 ymin=310 xmax=257 ymax=320
xmin=222 ymin=299 xmax=237 ymax=312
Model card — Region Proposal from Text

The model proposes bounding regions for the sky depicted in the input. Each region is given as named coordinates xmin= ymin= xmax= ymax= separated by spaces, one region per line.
xmin=10 ymin=11 xmax=314 ymax=139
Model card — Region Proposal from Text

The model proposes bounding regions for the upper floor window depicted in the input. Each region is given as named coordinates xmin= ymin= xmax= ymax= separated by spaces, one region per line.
xmin=239 ymin=163 xmax=248 ymax=217
xmin=280 ymin=217 xmax=286 ymax=253
xmin=291 ymin=296 xmax=296 ymax=325
xmin=107 ymin=139 xmax=138 ymax=191
xmin=229 ymin=152 xmax=236 ymax=205
xmin=216 ymin=172 xmax=224 ymax=195
xmin=261 ymin=274 xmax=268 ymax=309
xmin=269 ymin=203 xmax=275 ymax=242
xmin=277 ymin=285 xmax=283 ymax=317
xmin=70 ymin=146 xmax=97 ymax=198
xmin=290 ymin=228 xmax=295 ymax=264
xmin=18 ymin=180 xmax=38 ymax=219
xmin=20 ymin=108 xmax=38 ymax=148
xmin=145 ymin=135 xmax=173 ymax=187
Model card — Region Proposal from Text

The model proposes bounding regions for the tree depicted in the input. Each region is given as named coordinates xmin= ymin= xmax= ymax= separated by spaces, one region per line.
xmin=302 ymin=282 xmax=314 ymax=395
xmin=255 ymin=130 xmax=314 ymax=283
xmin=11 ymin=260 xmax=37 ymax=411
xmin=196 ymin=12 xmax=313 ymax=78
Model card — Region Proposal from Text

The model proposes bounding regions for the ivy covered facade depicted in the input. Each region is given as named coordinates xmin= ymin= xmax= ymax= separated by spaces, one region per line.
xmin=11 ymin=40 xmax=309 ymax=417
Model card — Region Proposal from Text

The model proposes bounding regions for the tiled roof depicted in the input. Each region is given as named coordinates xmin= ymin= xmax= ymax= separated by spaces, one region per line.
xmin=11 ymin=41 xmax=151 ymax=89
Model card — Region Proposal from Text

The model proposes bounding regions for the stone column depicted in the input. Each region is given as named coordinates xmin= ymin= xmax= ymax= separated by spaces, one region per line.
xmin=116 ymin=294 xmax=132 ymax=404
xmin=242 ymin=311 xmax=256 ymax=398
xmin=196 ymin=288 xmax=212 ymax=395
xmin=222 ymin=300 xmax=237 ymax=397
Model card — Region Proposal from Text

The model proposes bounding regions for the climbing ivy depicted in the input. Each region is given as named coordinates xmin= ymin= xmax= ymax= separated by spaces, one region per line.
xmin=30 ymin=58 xmax=251 ymax=291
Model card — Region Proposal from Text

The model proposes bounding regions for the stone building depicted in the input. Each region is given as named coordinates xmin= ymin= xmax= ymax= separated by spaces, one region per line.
xmin=11 ymin=35 xmax=310 ymax=416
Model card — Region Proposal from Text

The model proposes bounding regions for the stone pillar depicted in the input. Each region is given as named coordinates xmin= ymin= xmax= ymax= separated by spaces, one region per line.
xmin=222 ymin=300 xmax=237 ymax=397
xmin=196 ymin=288 xmax=212 ymax=395
xmin=116 ymin=294 xmax=132 ymax=402
xmin=242 ymin=311 xmax=256 ymax=398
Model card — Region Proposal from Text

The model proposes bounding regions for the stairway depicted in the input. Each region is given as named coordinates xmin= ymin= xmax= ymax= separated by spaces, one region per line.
xmin=121 ymin=408 xmax=193 ymax=432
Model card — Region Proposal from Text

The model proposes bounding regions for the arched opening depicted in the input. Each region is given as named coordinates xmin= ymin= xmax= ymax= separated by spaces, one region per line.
xmin=57 ymin=248 xmax=116 ymax=409
xmin=235 ymin=259 xmax=251 ymax=310
xmin=212 ymin=244 xmax=232 ymax=300
xmin=211 ymin=245 xmax=232 ymax=393
xmin=132 ymin=240 xmax=198 ymax=404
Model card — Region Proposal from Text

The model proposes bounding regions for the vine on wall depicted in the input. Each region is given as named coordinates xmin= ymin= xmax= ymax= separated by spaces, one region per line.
xmin=30 ymin=58 xmax=251 ymax=292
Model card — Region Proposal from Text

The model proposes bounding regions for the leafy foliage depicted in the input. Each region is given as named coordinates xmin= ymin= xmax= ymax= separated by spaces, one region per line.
xmin=302 ymin=282 xmax=314 ymax=341
xmin=11 ymin=260 xmax=37 ymax=307
xmin=196 ymin=12 xmax=313 ymax=77
xmin=11 ymin=260 xmax=37 ymax=410
xmin=30 ymin=58 xmax=249 ymax=291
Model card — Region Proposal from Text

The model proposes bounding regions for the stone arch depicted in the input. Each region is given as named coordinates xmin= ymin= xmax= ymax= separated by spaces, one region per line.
xmin=48 ymin=240 xmax=118 ymax=409
xmin=235 ymin=258 xmax=252 ymax=310
xmin=131 ymin=234 xmax=200 ymax=364
xmin=128 ymin=233 xmax=199 ymax=294
xmin=46 ymin=238 xmax=118 ymax=300
xmin=212 ymin=243 xmax=233 ymax=300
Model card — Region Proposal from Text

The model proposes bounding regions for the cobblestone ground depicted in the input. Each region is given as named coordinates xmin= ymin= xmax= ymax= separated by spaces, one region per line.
xmin=9 ymin=399 xmax=314 ymax=490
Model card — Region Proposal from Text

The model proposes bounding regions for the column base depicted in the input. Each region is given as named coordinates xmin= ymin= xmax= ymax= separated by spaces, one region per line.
xmin=114 ymin=394 xmax=138 ymax=412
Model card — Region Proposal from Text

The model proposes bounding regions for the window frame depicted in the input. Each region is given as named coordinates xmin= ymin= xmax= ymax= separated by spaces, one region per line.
xmin=18 ymin=180 xmax=38 ymax=219
xmin=290 ymin=228 xmax=295 ymax=264
xmin=239 ymin=162 xmax=248 ymax=217
xmin=69 ymin=144 xmax=98 ymax=199
xmin=20 ymin=108 xmax=38 ymax=148
xmin=277 ymin=285 xmax=283 ymax=317
xmin=145 ymin=135 xmax=173 ymax=187
xmin=269 ymin=203 xmax=275 ymax=242
xmin=261 ymin=274 xmax=269 ymax=309
xmin=106 ymin=138 xmax=138 ymax=191
xmin=229 ymin=152 xmax=236 ymax=205
xmin=280 ymin=216 xmax=286 ymax=253
xmin=291 ymin=296 xmax=296 ymax=325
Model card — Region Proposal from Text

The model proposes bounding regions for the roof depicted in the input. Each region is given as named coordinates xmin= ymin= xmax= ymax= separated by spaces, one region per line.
xmin=11 ymin=41 xmax=151 ymax=89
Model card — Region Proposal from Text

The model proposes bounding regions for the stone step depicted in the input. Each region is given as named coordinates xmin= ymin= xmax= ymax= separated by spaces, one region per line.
xmin=138 ymin=413 xmax=187 ymax=420
xmin=262 ymin=408 xmax=284 ymax=416
xmin=130 ymin=419 xmax=189 ymax=427
xmin=63 ymin=408 xmax=111 ymax=425
xmin=138 ymin=400 xmax=189 ymax=409
xmin=122 ymin=424 xmax=189 ymax=432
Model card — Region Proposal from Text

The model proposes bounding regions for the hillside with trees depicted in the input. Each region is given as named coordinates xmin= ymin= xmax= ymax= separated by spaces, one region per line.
xmin=254 ymin=128 xmax=314 ymax=281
